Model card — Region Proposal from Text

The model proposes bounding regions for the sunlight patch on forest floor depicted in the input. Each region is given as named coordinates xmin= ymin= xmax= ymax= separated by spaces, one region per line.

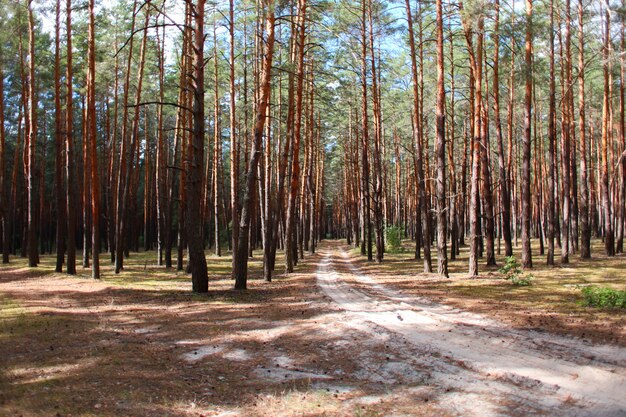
xmin=0 ymin=246 xmax=452 ymax=416
xmin=348 ymin=239 xmax=626 ymax=345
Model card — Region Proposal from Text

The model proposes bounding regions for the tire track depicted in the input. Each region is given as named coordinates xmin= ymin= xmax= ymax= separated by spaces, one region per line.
xmin=316 ymin=245 xmax=626 ymax=417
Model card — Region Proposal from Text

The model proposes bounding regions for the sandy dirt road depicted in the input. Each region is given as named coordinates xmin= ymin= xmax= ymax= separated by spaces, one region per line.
xmin=316 ymin=244 xmax=626 ymax=417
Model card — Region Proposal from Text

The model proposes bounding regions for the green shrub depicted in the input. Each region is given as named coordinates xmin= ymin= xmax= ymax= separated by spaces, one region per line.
xmin=384 ymin=226 xmax=404 ymax=253
xmin=580 ymin=286 xmax=626 ymax=308
xmin=498 ymin=256 xmax=533 ymax=286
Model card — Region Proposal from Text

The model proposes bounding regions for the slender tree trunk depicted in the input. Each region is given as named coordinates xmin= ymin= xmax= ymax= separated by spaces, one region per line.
xmin=65 ymin=0 xmax=77 ymax=274
xmin=566 ymin=0 xmax=578 ymax=255
xmin=285 ymin=0 xmax=307 ymax=272
xmin=0 ymin=39 xmax=8 ymax=264
xmin=229 ymin=0 xmax=239 ymax=270
xmin=521 ymin=0 xmax=533 ymax=269
xmin=368 ymin=0 xmax=384 ymax=263
xmin=461 ymin=7 xmax=482 ymax=277
xmin=54 ymin=0 xmax=66 ymax=272
xmin=86 ymin=0 xmax=99 ymax=278
xmin=578 ymin=0 xmax=590 ymax=258
xmin=617 ymin=0 xmax=626 ymax=254
xmin=493 ymin=0 xmax=512 ymax=258
xmin=82 ymin=97 xmax=91 ymax=268
xmin=26 ymin=0 xmax=38 ymax=267
xmin=233 ymin=0 xmax=275 ymax=289
xmin=559 ymin=11 xmax=571 ymax=264
xmin=155 ymin=9 xmax=166 ymax=265
xmin=546 ymin=0 xmax=556 ymax=265
xmin=405 ymin=0 xmax=431 ymax=272
xmin=186 ymin=0 xmax=209 ymax=292
xmin=481 ymin=65 xmax=496 ymax=266
xmin=213 ymin=24 xmax=221 ymax=257
xmin=601 ymin=5 xmax=614 ymax=256
xmin=435 ymin=0 xmax=448 ymax=276
xmin=114 ymin=0 xmax=139 ymax=273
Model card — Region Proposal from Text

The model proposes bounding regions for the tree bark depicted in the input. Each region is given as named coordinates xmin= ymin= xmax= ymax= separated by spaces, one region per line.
xmin=578 ymin=0 xmax=590 ymax=258
xmin=521 ymin=0 xmax=533 ymax=269
xmin=26 ymin=0 xmax=38 ymax=267
xmin=405 ymin=0 xmax=431 ymax=272
xmin=86 ymin=0 xmax=100 ymax=278
xmin=229 ymin=0 xmax=239 ymax=270
xmin=617 ymin=0 xmax=626 ymax=254
xmin=601 ymin=5 xmax=614 ymax=256
xmin=54 ymin=0 xmax=66 ymax=272
xmin=0 ymin=37 xmax=8 ymax=264
xmin=65 ymin=0 xmax=77 ymax=274
xmin=285 ymin=0 xmax=307 ymax=272
xmin=114 ymin=0 xmax=139 ymax=273
xmin=435 ymin=0 xmax=448 ymax=276
xmin=493 ymin=0 xmax=512 ymax=258
xmin=233 ymin=0 xmax=276 ymax=289
xmin=368 ymin=0 xmax=384 ymax=263
xmin=186 ymin=0 xmax=209 ymax=292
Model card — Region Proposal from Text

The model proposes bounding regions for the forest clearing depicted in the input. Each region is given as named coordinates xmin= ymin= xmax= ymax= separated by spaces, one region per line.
xmin=1 ymin=0 xmax=626 ymax=415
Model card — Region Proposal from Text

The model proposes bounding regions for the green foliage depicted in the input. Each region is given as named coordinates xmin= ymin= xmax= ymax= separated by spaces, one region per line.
xmin=498 ymin=256 xmax=533 ymax=286
xmin=384 ymin=226 xmax=404 ymax=253
xmin=580 ymin=286 xmax=626 ymax=309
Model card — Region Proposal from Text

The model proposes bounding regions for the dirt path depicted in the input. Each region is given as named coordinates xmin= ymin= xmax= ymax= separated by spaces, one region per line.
xmin=316 ymin=243 xmax=626 ymax=417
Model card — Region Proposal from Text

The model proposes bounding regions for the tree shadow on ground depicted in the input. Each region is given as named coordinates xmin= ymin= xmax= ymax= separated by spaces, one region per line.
xmin=0 ymin=248 xmax=453 ymax=416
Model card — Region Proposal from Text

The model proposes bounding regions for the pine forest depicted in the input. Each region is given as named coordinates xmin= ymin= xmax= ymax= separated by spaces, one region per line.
xmin=0 ymin=0 xmax=625 ymax=415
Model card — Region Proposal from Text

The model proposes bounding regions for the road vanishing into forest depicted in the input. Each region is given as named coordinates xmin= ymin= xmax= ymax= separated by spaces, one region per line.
xmin=315 ymin=243 xmax=626 ymax=417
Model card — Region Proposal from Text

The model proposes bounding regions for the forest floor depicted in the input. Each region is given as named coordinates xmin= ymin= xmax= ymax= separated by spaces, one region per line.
xmin=0 ymin=240 xmax=625 ymax=416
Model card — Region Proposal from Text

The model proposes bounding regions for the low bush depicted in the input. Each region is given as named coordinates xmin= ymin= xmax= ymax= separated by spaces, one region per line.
xmin=384 ymin=226 xmax=404 ymax=253
xmin=498 ymin=256 xmax=533 ymax=286
xmin=580 ymin=286 xmax=626 ymax=308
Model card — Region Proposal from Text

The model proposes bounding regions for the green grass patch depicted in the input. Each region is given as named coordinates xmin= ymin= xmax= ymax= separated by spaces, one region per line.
xmin=581 ymin=286 xmax=626 ymax=309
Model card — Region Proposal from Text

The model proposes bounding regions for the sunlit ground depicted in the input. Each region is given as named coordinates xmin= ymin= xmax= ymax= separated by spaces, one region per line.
xmin=348 ymin=237 xmax=626 ymax=344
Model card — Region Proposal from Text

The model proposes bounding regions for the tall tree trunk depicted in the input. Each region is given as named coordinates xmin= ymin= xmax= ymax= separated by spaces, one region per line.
xmin=233 ymin=0 xmax=276 ymax=289
xmin=229 ymin=0 xmax=239 ymax=270
xmin=578 ymin=0 xmax=590 ymax=258
xmin=285 ymin=0 xmax=307 ymax=272
xmin=65 ymin=0 xmax=77 ymax=274
xmin=54 ymin=0 xmax=66 ymax=272
xmin=481 ymin=65 xmax=496 ymax=266
xmin=26 ymin=0 xmax=38 ymax=267
xmin=601 ymin=5 xmax=614 ymax=256
xmin=461 ymin=6 xmax=482 ymax=277
xmin=617 ymin=0 xmax=626 ymax=254
xmin=114 ymin=0 xmax=139 ymax=273
xmin=405 ymin=0 xmax=431 ymax=272
xmin=566 ymin=0 xmax=578 ymax=255
xmin=493 ymin=0 xmax=512 ymax=258
xmin=368 ymin=0 xmax=384 ymax=263
xmin=546 ymin=0 xmax=556 ymax=265
xmin=213 ymin=23 xmax=221 ymax=257
xmin=521 ymin=0 xmax=533 ymax=269
xmin=435 ymin=0 xmax=448 ymax=276
xmin=86 ymin=0 xmax=99 ymax=278
xmin=83 ymin=97 xmax=91 ymax=268
xmin=186 ymin=0 xmax=209 ymax=292
xmin=559 ymin=10 xmax=571 ymax=264
xmin=155 ymin=8 xmax=166 ymax=265
xmin=0 ymin=37 xmax=8 ymax=264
